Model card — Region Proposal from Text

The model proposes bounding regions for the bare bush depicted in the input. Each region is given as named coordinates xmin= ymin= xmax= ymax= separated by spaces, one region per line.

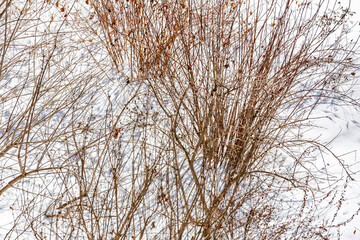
xmin=1 ymin=0 xmax=359 ymax=239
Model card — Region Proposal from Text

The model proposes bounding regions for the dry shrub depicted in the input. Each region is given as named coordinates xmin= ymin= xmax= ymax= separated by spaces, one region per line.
xmin=89 ymin=0 xmax=359 ymax=239
xmin=1 ymin=0 xmax=359 ymax=239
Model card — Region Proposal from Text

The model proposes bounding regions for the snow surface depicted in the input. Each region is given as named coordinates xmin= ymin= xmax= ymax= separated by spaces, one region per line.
xmin=1 ymin=0 xmax=360 ymax=239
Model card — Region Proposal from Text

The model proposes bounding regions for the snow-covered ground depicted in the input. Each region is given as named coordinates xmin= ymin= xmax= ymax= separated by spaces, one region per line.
xmin=1 ymin=0 xmax=360 ymax=239
xmin=320 ymin=1 xmax=360 ymax=238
